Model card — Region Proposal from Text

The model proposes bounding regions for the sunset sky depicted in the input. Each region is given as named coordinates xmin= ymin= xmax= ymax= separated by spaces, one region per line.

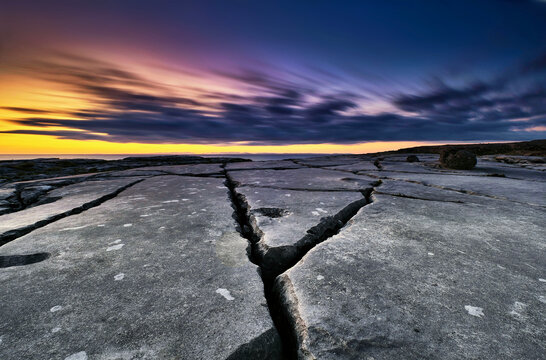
xmin=1 ymin=0 xmax=545 ymax=154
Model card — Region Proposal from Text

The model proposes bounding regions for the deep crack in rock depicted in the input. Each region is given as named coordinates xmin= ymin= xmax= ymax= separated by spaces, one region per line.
xmin=252 ymin=207 xmax=291 ymax=218
xmin=223 ymin=163 xmax=381 ymax=359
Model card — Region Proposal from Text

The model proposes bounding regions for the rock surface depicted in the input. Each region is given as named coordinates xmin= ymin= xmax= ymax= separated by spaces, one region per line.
xmin=0 ymin=155 xmax=247 ymax=183
xmin=369 ymin=170 xmax=545 ymax=206
xmin=226 ymin=160 xmax=303 ymax=171
xmin=0 ymin=178 xmax=142 ymax=245
xmin=0 ymin=175 xmax=280 ymax=359
xmin=229 ymin=167 xmax=377 ymax=191
xmin=0 ymin=152 xmax=544 ymax=359
xmin=276 ymin=192 xmax=545 ymax=359
xmin=234 ymin=185 xmax=366 ymax=276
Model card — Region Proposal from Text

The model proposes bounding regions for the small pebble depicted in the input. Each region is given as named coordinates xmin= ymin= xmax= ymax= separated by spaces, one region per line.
xmin=114 ymin=273 xmax=125 ymax=281
xmin=106 ymin=244 xmax=124 ymax=251
xmin=464 ymin=305 xmax=484 ymax=318
xmin=216 ymin=288 xmax=234 ymax=301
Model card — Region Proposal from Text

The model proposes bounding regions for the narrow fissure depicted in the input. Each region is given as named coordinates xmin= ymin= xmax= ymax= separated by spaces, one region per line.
xmin=375 ymin=191 xmax=465 ymax=203
xmin=0 ymin=179 xmax=144 ymax=247
xmin=227 ymin=166 xmax=304 ymax=172
xmin=239 ymin=183 xmax=366 ymax=193
xmin=0 ymin=169 xmax=226 ymax=216
xmin=291 ymin=159 xmax=363 ymax=169
xmin=1 ymin=177 xmax=98 ymax=216
xmin=362 ymin=173 xmax=545 ymax=207
xmin=222 ymin=163 xmax=381 ymax=358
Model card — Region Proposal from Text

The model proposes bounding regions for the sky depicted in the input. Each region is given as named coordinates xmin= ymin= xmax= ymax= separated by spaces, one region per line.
xmin=0 ymin=0 xmax=545 ymax=154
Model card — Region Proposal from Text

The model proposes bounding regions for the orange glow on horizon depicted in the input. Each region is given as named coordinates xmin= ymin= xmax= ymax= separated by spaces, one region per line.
xmin=0 ymin=133 xmax=439 ymax=155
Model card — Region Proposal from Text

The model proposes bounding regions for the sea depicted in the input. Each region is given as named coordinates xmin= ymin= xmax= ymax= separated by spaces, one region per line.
xmin=0 ymin=153 xmax=336 ymax=161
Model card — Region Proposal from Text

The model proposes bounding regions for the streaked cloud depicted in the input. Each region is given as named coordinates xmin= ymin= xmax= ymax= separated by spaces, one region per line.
xmin=3 ymin=51 xmax=545 ymax=144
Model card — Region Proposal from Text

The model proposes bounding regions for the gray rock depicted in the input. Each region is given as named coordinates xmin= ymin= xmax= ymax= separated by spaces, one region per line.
xmin=381 ymin=154 xmax=438 ymax=163
xmin=229 ymin=168 xmax=377 ymax=191
xmin=131 ymin=163 xmax=225 ymax=176
xmin=275 ymin=193 xmax=546 ymax=359
xmin=96 ymin=169 xmax=167 ymax=178
xmin=226 ymin=160 xmax=302 ymax=171
xmin=235 ymin=185 xmax=365 ymax=275
xmin=360 ymin=156 xmax=546 ymax=181
xmin=1 ymin=152 xmax=544 ymax=360
xmin=376 ymin=179 xmax=472 ymax=203
xmin=294 ymin=156 xmax=363 ymax=168
xmin=0 ymin=176 xmax=280 ymax=359
xmin=0 ymin=178 xmax=141 ymax=243
xmin=474 ymin=159 xmax=546 ymax=181
xmin=328 ymin=160 xmax=378 ymax=172
xmin=375 ymin=161 xmax=442 ymax=174
xmin=365 ymin=170 xmax=546 ymax=206
xmin=406 ymin=155 xmax=419 ymax=162
xmin=0 ymin=156 xmax=246 ymax=183
xmin=0 ymin=187 xmax=16 ymax=199
xmin=440 ymin=150 xmax=477 ymax=170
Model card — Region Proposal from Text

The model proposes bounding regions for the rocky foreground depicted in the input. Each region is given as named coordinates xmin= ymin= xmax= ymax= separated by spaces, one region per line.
xmin=0 ymin=152 xmax=545 ymax=359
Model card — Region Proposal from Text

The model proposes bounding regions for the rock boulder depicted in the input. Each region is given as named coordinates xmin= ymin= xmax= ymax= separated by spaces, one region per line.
xmin=440 ymin=149 xmax=477 ymax=169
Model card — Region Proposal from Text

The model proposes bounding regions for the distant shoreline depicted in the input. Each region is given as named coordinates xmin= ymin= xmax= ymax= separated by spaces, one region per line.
xmin=1 ymin=140 xmax=544 ymax=184
xmin=0 ymin=153 xmax=325 ymax=162
xmin=1 ymin=139 xmax=544 ymax=161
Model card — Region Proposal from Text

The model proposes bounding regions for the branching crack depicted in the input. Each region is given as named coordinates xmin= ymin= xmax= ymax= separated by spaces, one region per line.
xmin=223 ymin=162 xmax=381 ymax=359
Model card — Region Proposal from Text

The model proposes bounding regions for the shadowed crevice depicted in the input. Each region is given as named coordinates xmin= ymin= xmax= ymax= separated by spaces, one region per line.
xmin=0 ymin=252 xmax=50 ymax=268
xmin=225 ymin=328 xmax=283 ymax=360
xmin=223 ymin=162 xmax=382 ymax=359
xmin=252 ymin=207 xmax=291 ymax=218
